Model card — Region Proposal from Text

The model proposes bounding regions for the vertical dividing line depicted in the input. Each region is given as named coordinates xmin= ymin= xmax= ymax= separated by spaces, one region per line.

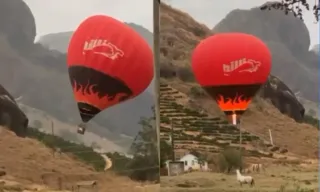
xmin=317 ymin=13 xmax=320 ymax=182
xmin=153 ymin=0 xmax=161 ymax=173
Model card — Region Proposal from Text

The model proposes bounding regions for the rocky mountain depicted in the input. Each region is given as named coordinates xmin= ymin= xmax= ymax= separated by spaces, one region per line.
xmin=39 ymin=23 xmax=153 ymax=54
xmin=0 ymin=0 xmax=155 ymax=146
xmin=160 ymin=3 xmax=308 ymax=122
xmin=0 ymin=84 xmax=28 ymax=137
xmin=37 ymin=32 xmax=72 ymax=53
xmin=212 ymin=3 xmax=318 ymax=102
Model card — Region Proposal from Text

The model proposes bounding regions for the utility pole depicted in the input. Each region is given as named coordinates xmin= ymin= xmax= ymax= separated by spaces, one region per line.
xmin=237 ymin=119 xmax=243 ymax=167
xmin=51 ymin=120 xmax=54 ymax=136
xmin=170 ymin=119 xmax=175 ymax=161
xmin=232 ymin=114 xmax=242 ymax=153
xmin=238 ymin=120 xmax=242 ymax=151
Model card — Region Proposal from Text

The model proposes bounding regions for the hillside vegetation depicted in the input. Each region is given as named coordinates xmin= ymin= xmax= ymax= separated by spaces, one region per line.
xmin=159 ymin=82 xmax=318 ymax=158
xmin=0 ymin=123 xmax=159 ymax=191
xmin=0 ymin=126 xmax=95 ymax=187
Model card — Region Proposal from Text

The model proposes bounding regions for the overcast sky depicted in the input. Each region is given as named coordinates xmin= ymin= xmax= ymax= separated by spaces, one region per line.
xmin=163 ymin=0 xmax=318 ymax=48
xmin=23 ymin=0 xmax=153 ymax=38
xmin=24 ymin=0 xmax=318 ymax=47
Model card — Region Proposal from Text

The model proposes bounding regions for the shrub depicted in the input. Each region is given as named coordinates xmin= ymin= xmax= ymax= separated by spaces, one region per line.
xmin=176 ymin=66 xmax=195 ymax=82
xmin=160 ymin=62 xmax=176 ymax=79
xmin=217 ymin=154 xmax=228 ymax=172
xmin=27 ymin=127 xmax=105 ymax=171
xmin=189 ymin=86 xmax=206 ymax=97
xmin=303 ymin=114 xmax=319 ymax=128
xmin=218 ymin=148 xmax=243 ymax=173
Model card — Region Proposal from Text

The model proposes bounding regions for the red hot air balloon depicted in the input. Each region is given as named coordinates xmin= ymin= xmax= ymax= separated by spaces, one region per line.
xmin=191 ymin=33 xmax=271 ymax=125
xmin=67 ymin=15 xmax=154 ymax=134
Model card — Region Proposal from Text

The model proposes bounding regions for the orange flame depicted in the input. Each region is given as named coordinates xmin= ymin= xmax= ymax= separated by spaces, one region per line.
xmin=216 ymin=94 xmax=251 ymax=111
xmin=72 ymin=81 xmax=128 ymax=110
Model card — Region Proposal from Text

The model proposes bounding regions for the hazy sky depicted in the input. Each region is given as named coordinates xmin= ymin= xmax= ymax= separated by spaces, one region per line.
xmin=23 ymin=0 xmax=153 ymax=38
xmin=163 ymin=0 xmax=318 ymax=48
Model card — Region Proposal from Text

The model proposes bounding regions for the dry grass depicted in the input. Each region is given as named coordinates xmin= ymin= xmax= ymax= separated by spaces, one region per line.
xmin=0 ymin=127 xmax=159 ymax=192
xmin=195 ymin=95 xmax=318 ymax=158
xmin=0 ymin=127 xmax=95 ymax=183
xmin=0 ymin=178 xmax=160 ymax=192
xmin=160 ymin=164 xmax=318 ymax=192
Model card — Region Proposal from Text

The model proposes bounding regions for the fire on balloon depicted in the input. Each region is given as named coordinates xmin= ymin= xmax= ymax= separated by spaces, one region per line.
xmin=215 ymin=94 xmax=250 ymax=111
xmin=215 ymin=94 xmax=251 ymax=126
xmin=72 ymin=81 xmax=129 ymax=111
xmin=203 ymin=84 xmax=262 ymax=126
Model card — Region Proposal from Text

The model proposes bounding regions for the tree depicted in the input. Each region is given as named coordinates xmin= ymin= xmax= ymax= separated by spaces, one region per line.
xmin=126 ymin=106 xmax=159 ymax=182
xmin=160 ymin=139 xmax=172 ymax=168
xmin=218 ymin=148 xmax=243 ymax=173
xmin=260 ymin=0 xmax=319 ymax=22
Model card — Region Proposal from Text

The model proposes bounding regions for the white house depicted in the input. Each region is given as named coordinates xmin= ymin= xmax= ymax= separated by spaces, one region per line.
xmin=179 ymin=154 xmax=208 ymax=172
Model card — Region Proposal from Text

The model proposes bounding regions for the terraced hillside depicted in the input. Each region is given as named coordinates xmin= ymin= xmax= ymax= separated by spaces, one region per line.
xmin=159 ymin=82 xmax=286 ymax=159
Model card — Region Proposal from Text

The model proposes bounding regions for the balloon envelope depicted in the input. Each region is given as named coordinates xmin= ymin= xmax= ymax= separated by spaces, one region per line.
xmin=67 ymin=15 xmax=154 ymax=123
xmin=192 ymin=33 xmax=271 ymax=124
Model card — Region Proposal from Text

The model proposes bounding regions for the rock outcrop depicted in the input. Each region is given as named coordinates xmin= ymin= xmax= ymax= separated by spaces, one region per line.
xmin=0 ymin=84 xmax=28 ymax=137
xmin=260 ymin=76 xmax=305 ymax=122
xmin=0 ymin=0 xmax=36 ymax=51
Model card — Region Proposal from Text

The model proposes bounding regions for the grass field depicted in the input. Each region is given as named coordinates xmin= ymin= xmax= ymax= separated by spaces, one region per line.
xmin=160 ymin=164 xmax=318 ymax=192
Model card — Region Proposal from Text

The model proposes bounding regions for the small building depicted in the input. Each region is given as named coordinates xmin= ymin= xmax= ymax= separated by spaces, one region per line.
xmin=179 ymin=154 xmax=208 ymax=172
xmin=166 ymin=161 xmax=185 ymax=176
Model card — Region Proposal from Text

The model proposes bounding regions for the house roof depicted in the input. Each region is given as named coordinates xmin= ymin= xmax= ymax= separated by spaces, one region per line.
xmin=179 ymin=153 xmax=197 ymax=160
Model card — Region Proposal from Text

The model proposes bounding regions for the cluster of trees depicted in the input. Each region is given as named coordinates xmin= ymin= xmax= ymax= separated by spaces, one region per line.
xmin=107 ymin=109 xmax=159 ymax=182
